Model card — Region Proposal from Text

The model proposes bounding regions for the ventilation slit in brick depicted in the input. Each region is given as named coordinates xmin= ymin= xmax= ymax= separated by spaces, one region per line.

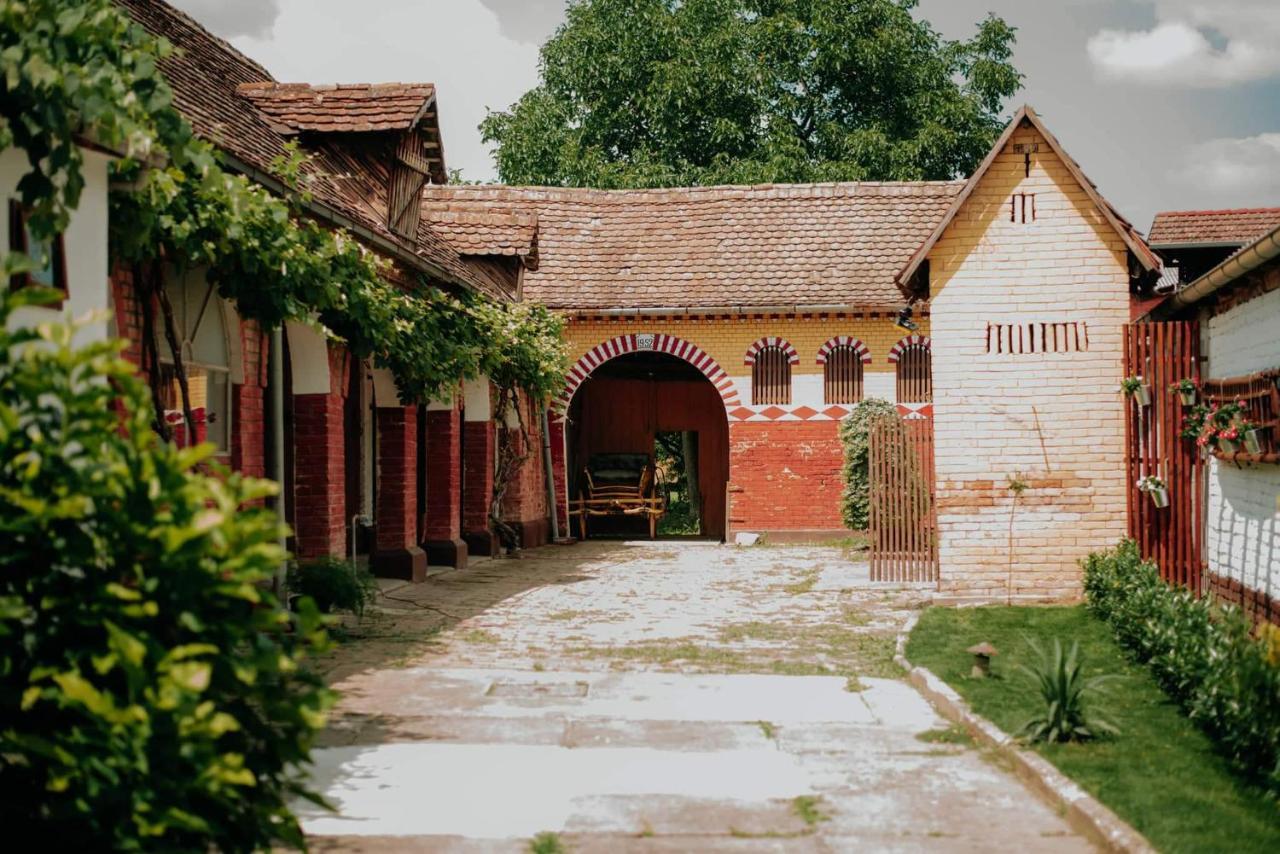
xmin=987 ymin=321 xmax=1088 ymax=354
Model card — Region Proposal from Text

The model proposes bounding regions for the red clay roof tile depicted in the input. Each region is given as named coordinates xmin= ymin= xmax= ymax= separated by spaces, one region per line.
xmin=1148 ymin=208 xmax=1280 ymax=247
xmin=420 ymin=182 xmax=963 ymax=310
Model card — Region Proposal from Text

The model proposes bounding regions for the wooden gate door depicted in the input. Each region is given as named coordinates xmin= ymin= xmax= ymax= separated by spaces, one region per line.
xmin=868 ymin=413 xmax=938 ymax=582
xmin=1124 ymin=321 xmax=1204 ymax=591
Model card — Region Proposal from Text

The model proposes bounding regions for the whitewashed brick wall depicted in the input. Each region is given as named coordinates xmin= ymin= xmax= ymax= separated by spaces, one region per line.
xmin=927 ymin=124 xmax=1131 ymax=601
xmin=1204 ymin=287 xmax=1280 ymax=599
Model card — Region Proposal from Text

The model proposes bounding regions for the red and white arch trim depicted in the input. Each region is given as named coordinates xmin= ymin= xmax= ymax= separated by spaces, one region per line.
xmin=554 ymin=333 xmax=740 ymax=417
xmin=743 ymin=336 xmax=799 ymax=365
xmin=887 ymin=335 xmax=931 ymax=363
xmin=815 ymin=336 xmax=872 ymax=365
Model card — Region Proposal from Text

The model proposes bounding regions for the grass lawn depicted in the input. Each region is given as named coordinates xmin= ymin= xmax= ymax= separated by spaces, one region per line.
xmin=906 ymin=605 xmax=1280 ymax=854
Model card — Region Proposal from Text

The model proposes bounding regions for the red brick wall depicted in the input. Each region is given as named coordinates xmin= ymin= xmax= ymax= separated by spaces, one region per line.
xmin=110 ymin=263 xmax=146 ymax=374
xmin=292 ymin=346 xmax=349 ymax=558
xmin=231 ymin=321 xmax=267 ymax=479
xmin=423 ymin=404 xmax=463 ymax=543
xmin=502 ymin=394 xmax=549 ymax=532
xmin=728 ymin=421 xmax=844 ymax=532
xmin=375 ymin=405 xmax=418 ymax=552
xmin=462 ymin=419 xmax=495 ymax=536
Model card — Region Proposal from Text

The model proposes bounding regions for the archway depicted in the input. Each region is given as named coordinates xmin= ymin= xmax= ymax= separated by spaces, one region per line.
xmin=565 ymin=343 xmax=732 ymax=540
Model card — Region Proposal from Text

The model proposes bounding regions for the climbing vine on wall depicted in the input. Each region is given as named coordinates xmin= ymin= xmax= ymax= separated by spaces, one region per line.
xmin=2 ymin=0 xmax=567 ymax=431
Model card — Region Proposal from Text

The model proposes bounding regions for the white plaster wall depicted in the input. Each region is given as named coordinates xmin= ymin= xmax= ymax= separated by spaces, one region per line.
xmin=1 ymin=147 xmax=112 ymax=345
xmin=1203 ymin=286 xmax=1280 ymax=598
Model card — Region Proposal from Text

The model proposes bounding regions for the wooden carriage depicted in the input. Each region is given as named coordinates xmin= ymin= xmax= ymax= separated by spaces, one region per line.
xmin=568 ymin=453 xmax=666 ymax=539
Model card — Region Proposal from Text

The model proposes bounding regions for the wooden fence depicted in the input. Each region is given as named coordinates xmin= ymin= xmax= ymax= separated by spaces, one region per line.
xmin=1123 ymin=321 xmax=1204 ymax=591
xmin=868 ymin=413 xmax=938 ymax=583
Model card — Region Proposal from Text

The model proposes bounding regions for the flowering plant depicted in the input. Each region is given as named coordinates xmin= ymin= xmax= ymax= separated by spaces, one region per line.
xmin=1120 ymin=376 xmax=1146 ymax=396
xmin=1136 ymin=475 xmax=1166 ymax=493
xmin=1180 ymin=400 xmax=1248 ymax=450
xmin=1169 ymin=378 xmax=1197 ymax=395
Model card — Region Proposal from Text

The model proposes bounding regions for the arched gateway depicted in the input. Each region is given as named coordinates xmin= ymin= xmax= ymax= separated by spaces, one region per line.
xmin=556 ymin=332 xmax=733 ymax=540
xmin=555 ymin=333 xmax=739 ymax=416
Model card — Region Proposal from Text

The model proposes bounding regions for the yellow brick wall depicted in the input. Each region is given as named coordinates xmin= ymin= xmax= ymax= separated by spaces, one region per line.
xmin=562 ymin=314 xmax=925 ymax=379
xmin=929 ymin=124 xmax=1130 ymax=601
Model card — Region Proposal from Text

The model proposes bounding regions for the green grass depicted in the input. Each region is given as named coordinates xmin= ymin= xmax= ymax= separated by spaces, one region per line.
xmin=528 ymin=831 xmax=566 ymax=853
xmin=907 ymin=605 xmax=1280 ymax=854
xmin=791 ymin=795 xmax=831 ymax=828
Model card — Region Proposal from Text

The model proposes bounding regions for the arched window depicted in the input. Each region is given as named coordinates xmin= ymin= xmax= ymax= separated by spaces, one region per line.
xmin=746 ymin=338 xmax=795 ymax=405
xmin=158 ymin=268 xmax=233 ymax=454
xmin=892 ymin=339 xmax=932 ymax=403
xmin=818 ymin=338 xmax=868 ymax=404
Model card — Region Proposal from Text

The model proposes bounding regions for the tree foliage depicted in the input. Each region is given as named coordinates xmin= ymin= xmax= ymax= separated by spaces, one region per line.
xmin=0 ymin=288 xmax=333 ymax=850
xmin=483 ymin=0 xmax=1022 ymax=187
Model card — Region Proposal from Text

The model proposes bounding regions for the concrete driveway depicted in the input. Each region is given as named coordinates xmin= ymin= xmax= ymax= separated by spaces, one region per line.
xmin=301 ymin=541 xmax=1089 ymax=852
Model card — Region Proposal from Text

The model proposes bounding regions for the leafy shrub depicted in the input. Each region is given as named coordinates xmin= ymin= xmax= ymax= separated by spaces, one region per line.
xmin=838 ymin=398 xmax=899 ymax=529
xmin=1083 ymin=541 xmax=1280 ymax=794
xmin=0 ymin=289 xmax=333 ymax=851
xmin=289 ymin=556 xmax=378 ymax=616
xmin=1017 ymin=638 xmax=1118 ymax=743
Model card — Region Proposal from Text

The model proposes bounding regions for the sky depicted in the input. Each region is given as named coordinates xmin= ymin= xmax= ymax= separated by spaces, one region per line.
xmin=170 ymin=0 xmax=1280 ymax=234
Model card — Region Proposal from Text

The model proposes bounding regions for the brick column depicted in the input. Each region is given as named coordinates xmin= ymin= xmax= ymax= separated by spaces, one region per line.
xmin=423 ymin=399 xmax=467 ymax=568
xmin=548 ymin=418 xmax=569 ymax=536
xmin=374 ymin=404 xmax=427 ymax=581
xmin=292 ymin=390 xmax=346 ymax=559
xmin=462 ymin=419 xmax=497 ymax=556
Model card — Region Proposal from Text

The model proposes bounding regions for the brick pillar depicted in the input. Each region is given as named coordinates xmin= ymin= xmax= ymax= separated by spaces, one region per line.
xmin=423 ymin=400 xmax=467 ymax=568
xmin=373 ymin=404 xmax=427 ymax=581
xmin=292 ymin=390 xmax=346 ymax=559
xmin=548 ymin=418 xmax=569 ymax=536
xmin=231 ymin=322 xmax=267 ymax=479
xmin=462 ymin=419 xmax=497 ymax=556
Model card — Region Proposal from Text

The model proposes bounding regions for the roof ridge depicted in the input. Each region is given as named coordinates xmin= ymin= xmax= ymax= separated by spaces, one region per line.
xmin=423 ymin=180 xmax=965 ymax=203
xmin=237 ymin=81 xmax=436 ymax=93
xmin=131 ymin=0 xmax=275 ymax=84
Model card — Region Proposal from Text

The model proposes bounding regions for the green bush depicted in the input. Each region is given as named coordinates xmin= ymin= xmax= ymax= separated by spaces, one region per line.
xmin=1082 ymin=541 xmax=1280 ymax=794
xmin=0 ymin=289 xmax=333 ymax=851
xmin=838 ymin=398 xmax=898 ymax=530
xmin=289 ymin=557 xmax=378 ymax=616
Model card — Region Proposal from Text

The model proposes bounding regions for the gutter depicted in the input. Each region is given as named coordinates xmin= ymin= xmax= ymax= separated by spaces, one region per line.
xmin=218 ymin=152 xmax=473 ymax=293
xmin=1147 ymin=223 xmax=1280 ymax=320
xmin=561 ymin=303 xmax=915 ymax=317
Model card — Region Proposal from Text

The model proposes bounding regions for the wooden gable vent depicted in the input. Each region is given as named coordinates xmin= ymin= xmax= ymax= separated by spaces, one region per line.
xmin=388 ymin=131 xmax=434 ymax=239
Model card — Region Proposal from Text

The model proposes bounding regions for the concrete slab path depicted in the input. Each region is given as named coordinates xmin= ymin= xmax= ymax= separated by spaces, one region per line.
xmin=301 ymin=540 xmax=1090 ymax=852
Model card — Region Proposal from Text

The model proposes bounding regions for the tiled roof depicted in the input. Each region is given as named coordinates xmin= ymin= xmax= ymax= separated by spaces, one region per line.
xmin=420 ymin=182 xmax=963 ymax=310
xmin=236 ymin=82 xmax=435 ymax=134
xmin=1148 ymin=208 xmax=1280 ymax=247
xmin=422 ymin=209 xmax=539 ymax=259
xmin=116 ymin=0 xmax=507 ymax=298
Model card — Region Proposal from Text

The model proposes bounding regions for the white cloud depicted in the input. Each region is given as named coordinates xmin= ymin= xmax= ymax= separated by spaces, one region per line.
xmin=170 ymin=0 xmax=282 ymax=39
xmin=1087 ymin=1 xmax=1280 ymax=86
xmin=218 ymin=0 xmax=548 ymax=182
xmin=1175 ymin=133 xmax=1280 ymax=196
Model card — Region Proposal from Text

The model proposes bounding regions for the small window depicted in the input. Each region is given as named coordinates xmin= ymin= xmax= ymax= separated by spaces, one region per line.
xmin=157 ymin=269 xmax=233 ymax=454
xmin=1011 ymin=193 xmax=1035 ymax=224
xmin=896 ymin=344 xmax=931 ymax=403
xmin=823 ymin=345 xmax=864 ymax=404
xmin=751 ymin=345 xmax=792 ymax=405
xmin=987 ymin=322 xmax=1088 ymax=354
xmin=8 ymin=200 xmax=68 ymax=304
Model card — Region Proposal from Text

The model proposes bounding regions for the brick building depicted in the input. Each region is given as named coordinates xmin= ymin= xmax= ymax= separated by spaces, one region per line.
xmin=99 ymin=1 xmax=553 ymax=579
xmin=416 ymin=107 xmax=1169 ymax=598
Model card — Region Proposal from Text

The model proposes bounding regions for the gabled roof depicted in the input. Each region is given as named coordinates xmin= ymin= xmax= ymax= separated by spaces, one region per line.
xmin=896 ymin=105 xmax=1159 ymax=289
xmin=116 ymin=0 xmax=503 ymax=297
xmin=236 ymin=82 xmax=437 ymax=134
xmin=421 ymin=182 xmax=962 ymax=311
xmin=1148 ymin=207 xmax=1280 ymax=248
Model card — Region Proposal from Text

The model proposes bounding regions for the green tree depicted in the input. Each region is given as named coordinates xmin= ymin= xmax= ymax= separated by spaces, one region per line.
xmin=482 ymin=0 xmax=1022 ymax=187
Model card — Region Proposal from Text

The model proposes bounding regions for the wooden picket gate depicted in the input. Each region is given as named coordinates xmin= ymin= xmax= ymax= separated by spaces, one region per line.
xmin=1123 ymin=321 xmax=1204 ymax=591
xmin=868 ymin=413 xmax=938 ymax=583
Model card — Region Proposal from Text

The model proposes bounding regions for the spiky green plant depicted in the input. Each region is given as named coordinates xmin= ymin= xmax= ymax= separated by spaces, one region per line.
xmin=1017 ymin=638 xmax=1119 ymax=743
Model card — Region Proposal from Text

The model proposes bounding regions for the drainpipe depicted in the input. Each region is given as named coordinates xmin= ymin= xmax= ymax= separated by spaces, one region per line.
xmin=540 ymin=406 xmax=560 ymax=541
xmin=270 ymin=327 xmax=288 ymax=596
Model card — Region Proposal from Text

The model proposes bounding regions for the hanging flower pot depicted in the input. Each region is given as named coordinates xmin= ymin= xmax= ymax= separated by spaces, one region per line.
xmin=1136 ymin=475 xmax=1169 ymax=509
xmin=1169 ymin=378 xmax=1198 ymax=407
xmin=1244 ymin=428 xmax=1265 ymax=455
xmin=1121 ymin=376 xmax=1151 ymax=406
xmin=1219 ymin=437 xmax=1239 ymax=455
